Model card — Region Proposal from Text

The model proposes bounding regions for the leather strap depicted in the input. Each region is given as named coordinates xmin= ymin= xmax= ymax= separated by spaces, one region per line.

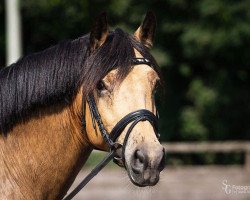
xmin=63 ymin=151 xmax=115 ymax=200
xmin=110 ymin=109 xmax=159 ymax=142
xmin=131 ymin=58 xmax=151 ymax=66
xmin=87 ymin=94 xmax=115 ymax=148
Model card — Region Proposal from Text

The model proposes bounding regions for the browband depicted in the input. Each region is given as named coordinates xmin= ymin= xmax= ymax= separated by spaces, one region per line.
xmin=131 ymin=58 xmax=151 ymax=66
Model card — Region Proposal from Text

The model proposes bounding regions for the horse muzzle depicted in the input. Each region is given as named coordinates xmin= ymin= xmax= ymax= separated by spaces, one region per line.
xmin=87 ymin=94 xmax=165 ymax=186
xmin=127 ymin=146 xmax=165 ymax=186
xmin=113 ymin=143 xmax=165 ymax=186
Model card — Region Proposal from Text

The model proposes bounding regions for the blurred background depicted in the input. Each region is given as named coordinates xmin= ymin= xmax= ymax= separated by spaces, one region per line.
xmin=0 ymin=0 xmax=250 ymax=199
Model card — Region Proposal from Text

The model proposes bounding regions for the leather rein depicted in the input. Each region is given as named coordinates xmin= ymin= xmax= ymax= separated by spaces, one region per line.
xmin=63 ymin=58 xmax=159 ymax=200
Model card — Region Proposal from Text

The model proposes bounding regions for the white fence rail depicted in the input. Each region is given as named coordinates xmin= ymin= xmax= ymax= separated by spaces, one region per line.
xmin=163 ymin=141 xmax=250 ymax=171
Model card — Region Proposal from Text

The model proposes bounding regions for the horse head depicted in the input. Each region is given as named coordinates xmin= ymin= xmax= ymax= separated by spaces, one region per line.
xmin=84 ymin=12 xmax=165 ymax=187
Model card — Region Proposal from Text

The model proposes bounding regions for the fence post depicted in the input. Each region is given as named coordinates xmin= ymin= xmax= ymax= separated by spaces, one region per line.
xmin=5 ymin=0 xmax=22 ymax=65
xmin=246 ymin=151 xmax=250 ymax=172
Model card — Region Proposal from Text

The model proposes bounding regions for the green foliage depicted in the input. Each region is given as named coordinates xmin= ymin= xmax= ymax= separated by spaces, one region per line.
xmin=180 ymin=107 xmax=208 ymax=140
xmin=0 ymin=0 xmax=249 ymax=142
xmin=84 ymin=151 xmax=115 ymax=168
xmin=154 ymin=0 xmax=250 ymax=141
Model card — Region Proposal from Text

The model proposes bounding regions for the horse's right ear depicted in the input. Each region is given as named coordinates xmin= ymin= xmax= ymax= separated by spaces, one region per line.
xmin=134 ymin=11 xmax=156 ymax=48
xmin=89 ymin=12 xmax=109 ymax=52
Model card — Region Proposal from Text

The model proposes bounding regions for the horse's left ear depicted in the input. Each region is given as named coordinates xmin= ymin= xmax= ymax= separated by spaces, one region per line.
xmin=134 ymin=11 xmax=156 ymax=49
xmin=90 ymin=12 xmax=109 ymax=52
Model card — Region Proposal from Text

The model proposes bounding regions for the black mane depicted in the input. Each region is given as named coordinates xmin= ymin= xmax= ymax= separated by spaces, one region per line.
xmin=0 ymin=28 xmax=159 ymax=134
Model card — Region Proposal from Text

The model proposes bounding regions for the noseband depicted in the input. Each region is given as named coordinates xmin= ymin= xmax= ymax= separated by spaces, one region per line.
xmin=63 ymin=58 xmax=159 ymax=200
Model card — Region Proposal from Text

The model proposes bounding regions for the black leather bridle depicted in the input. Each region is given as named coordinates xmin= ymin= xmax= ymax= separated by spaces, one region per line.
xmin=63 ymin=58 xmax=159 ymax=200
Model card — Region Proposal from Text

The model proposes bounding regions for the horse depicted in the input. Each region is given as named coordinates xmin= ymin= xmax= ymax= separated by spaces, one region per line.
xmin=0 ymin=11 xmax=165 ymax=199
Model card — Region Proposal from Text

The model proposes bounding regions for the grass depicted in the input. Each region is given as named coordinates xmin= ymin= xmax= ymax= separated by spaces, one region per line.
xmin=84 ymin=151 xmax=117 ymax=168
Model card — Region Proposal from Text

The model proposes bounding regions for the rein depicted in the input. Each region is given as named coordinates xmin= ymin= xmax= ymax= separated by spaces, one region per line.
xmin=63 ymin=58 xmax=159 ymax=200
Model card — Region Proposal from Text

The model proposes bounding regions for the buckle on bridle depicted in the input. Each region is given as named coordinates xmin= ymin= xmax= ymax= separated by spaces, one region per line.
xmin=112 ymin=142 xmax=124 ymax=167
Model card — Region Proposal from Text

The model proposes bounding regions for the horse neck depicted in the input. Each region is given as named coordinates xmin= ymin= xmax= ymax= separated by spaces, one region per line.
xmin=0 ymin=92 xmax=92 ymax=199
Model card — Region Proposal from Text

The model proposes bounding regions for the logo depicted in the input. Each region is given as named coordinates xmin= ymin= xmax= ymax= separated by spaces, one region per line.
xmin=222 ymin=180 xmax=250 ymax=194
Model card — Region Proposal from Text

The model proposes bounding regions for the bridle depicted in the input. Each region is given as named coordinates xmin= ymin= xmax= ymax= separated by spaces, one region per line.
xmin=63 ymin=58 xmax=160 ymax=200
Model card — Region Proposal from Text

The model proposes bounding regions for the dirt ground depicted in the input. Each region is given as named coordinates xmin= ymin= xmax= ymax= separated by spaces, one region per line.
xmin=67 ymin=166 xmax=250 ymax=200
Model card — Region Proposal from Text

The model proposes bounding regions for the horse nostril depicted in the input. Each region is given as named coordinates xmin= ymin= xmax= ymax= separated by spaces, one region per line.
xmin=135 ymin=150 xmax=145 ymax=164
xmin=131 ymin=149 xmax=148 ymax=174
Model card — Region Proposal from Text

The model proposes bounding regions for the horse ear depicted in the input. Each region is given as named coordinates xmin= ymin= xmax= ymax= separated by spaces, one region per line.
xmin=90 ymin=12 xmax=109 ymax=52
xmin=134 ymin=11 xmax=156 ymax=48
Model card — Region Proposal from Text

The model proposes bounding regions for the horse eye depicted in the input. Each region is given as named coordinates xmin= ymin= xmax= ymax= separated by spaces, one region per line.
xmin=97 ymin=80 xmax=106 ymax=91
